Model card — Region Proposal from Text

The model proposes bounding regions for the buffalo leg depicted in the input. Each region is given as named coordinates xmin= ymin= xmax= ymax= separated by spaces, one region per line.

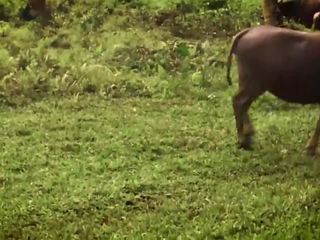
xmin=306 ymin=116 xmax=320 ymax=156
xmin=232 ymin=89 xmax=261 ymax=149
xmin=312 ymin=12 xmax=320 ymax=30
xmin=262 ymin=0 xmax=282 ymax=26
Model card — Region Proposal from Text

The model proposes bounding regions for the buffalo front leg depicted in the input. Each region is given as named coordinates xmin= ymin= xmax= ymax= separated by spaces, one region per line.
xmin=306 ymin=116 xmax=320 ymax=156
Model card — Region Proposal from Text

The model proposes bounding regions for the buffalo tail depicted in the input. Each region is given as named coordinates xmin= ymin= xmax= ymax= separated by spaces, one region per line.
xmin=226 ymin=28 xmax=250 ymax=86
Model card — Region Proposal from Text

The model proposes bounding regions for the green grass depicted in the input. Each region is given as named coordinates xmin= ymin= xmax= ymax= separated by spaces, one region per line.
xmin=1 ymin=0 xmax=320 ymax=238
xmin=1 ymin=93 xmax=320 ymax=239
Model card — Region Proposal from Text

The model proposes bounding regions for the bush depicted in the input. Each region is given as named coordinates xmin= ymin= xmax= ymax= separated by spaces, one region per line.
xmin=0 ymin=0 xmax=262 ymax=104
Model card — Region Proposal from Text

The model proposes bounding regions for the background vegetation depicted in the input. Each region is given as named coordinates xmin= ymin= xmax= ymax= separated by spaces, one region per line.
xmin=0 ymin=0 xmax=262 ymax=105
xmin=1 ymin=0 xmax=320 ymax=239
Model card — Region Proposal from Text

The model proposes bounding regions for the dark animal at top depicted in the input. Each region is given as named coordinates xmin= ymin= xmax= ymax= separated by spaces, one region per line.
xmin=21 ymin=0 xmax=51 ymax=22
xmin=226 ymin=25 xmax=320 ymax=155
xmin=262 ymin=0 xmax=320 ymax=30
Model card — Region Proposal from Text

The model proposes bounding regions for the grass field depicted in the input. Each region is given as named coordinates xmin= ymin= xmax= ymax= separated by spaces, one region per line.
xmin=1 ymin=0 xmax=320 ymax=239
xmin=1 ymin=94 xmax=320 ymax=239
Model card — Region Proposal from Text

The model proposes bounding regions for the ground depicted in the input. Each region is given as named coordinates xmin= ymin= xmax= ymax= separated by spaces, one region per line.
xmin=1 ymin=0 xmax=320 ymax=239
xmin=1 ymin=95 xmax=320 ymax=239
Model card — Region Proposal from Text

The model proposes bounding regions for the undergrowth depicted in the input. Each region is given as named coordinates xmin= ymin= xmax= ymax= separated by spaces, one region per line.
xmin=0 ymin=0 xmax=261 ymax=106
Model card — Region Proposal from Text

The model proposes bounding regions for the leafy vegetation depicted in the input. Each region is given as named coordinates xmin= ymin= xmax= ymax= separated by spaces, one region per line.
xmin=1 ymin=0 xmax=320 ymax=239
xmin=0 ymin=0 xmax=263 ymax=105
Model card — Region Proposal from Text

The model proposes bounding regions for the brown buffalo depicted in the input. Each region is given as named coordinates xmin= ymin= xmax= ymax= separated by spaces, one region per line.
xmin=279 ymin=0 xmax=320 ymax=28
xmin=226 ymin=25 xmax=320 ymax=155
xmin=263 ymin=0 xmax=320 ymax=29
xmin=21 ymin=0 xmax=51 ymax=22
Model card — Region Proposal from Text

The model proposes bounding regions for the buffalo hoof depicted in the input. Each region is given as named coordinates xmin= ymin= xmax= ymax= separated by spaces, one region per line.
xmin=306 ymin=147 xmax=316 ymax=156
xmin=238 ymin=136 xmax=253 ymax=150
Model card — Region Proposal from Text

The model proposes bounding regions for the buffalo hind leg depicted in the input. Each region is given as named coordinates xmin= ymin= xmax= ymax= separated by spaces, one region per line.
xmin=306 ymin=116 xmax=320 ymax=156
xmin=233 ymin=89 xmax=262 ymax=149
